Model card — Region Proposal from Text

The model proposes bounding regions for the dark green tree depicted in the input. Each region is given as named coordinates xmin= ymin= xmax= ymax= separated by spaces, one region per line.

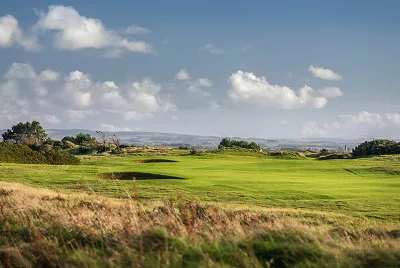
xmin=352 ymin=139 xmax=400 ymax=157
xmin=218 ymin=138 xmax=261 ymax=151
xmin=74 ymin=132 xmax=96 ymax=145
xmin=2 ymin=121 xmax=47 ymax=145
xmin=61 ymin=136 xmax=76 ymax=143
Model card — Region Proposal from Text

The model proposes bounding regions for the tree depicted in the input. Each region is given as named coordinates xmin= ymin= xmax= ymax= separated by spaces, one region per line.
xmin=72 ymin=132 xmax=96 ymax=145
xmin=110 ymin=134 xmax=121 ymax=153
xmin=352 ymin=139 xmax=400 ymax=157
xmin=96 ymin=131 xmax=108 ymax=147
xmin=218 ymin=138 xmax=261 ymax=151
xmin=2 ymin=121 xmax=47 ymax=145
xmin=61 ymin=136 xmax=75 ymax=143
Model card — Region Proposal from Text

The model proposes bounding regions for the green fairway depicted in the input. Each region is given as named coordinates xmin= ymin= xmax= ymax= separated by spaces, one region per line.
xmin=1 ymin=154 xmax=399 ymax=222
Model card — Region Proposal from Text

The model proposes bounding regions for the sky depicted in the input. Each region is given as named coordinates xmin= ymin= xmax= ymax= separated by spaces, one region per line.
xmin=0 ymin=0 xmax=399 ymax=139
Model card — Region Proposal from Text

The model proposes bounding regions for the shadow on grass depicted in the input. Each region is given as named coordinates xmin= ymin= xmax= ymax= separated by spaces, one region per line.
xmin=98 ymin=172 xmax=185 ymax=180
xmin=135 ymin=159 xmax=178 ymax=164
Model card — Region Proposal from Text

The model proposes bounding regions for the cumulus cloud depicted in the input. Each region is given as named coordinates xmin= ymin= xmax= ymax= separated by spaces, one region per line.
xmin=103 ymin=81 xmax=118 ymax=89
xmin=39 ymin=69 xmax=59 ymax=82
xmin=43 ymin=114 xmax=60 ymax=124
xmin=304 ymin=111 xmax=400 ymax=138
xmin=123 ymin=24 xmax=151 ymax=35
xmin=0 ymin=15 xmax=40 ymax=51
xmin=100 ymin=123 xmax=133 ymax=132
xmin=228 ymin=71 xmax=342 ymax=109
xmin=308 ymin=65 xmax=342 ymax=81
xmin=337 ymin=111 xmax=384 ymax=127
xmin=197 ymin=78 xmax=213 ymax=88
xmin=200 ymin=44 xmax=224 ymax=54
xmin=0 ymin=62 xmax=176 ymax=127
xmin=385 ymin=113 xmax=400 ymax=126
xmin=175 ymin=69 xmax=191 ymax=81
xmin=301 ymin=121 xmax=326 ymax=138
xmin=5 ymin=63 xmax=36 ymax=80
xmin=188 ymin=85 xmax=211 ymax=97
xmin=35 ymin=5 xmax=154 ymax=56
xmin=315 ymin=87 xmax=343 ymax=98
xmin=174 ymin=69 xmax=213 ymax=97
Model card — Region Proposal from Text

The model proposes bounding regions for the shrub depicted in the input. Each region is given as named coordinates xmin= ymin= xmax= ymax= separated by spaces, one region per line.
xmin=0 ymin=142 xmax=80 ymax=165
xmin=43 ymin=149 xmax=81 ymax=165
xmin=0 ymin=143 xmax=46 ymax=164
xmin=78 ymin=145 xmax=93 ymax=154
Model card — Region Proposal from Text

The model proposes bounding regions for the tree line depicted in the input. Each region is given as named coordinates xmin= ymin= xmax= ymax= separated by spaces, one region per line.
xmin=218 ymin=138 xmax=261 ymax=151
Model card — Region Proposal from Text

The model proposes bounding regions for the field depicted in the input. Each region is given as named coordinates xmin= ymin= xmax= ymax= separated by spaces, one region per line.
xmin=1 ymin=152 xmax=400 ymax=267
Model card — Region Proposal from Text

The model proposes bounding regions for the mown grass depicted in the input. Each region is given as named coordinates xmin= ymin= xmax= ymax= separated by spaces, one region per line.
xmin=0 ymin=153 xmax=399 ymax=222
xmin=0 ymin=182 xmax=399 ymax=267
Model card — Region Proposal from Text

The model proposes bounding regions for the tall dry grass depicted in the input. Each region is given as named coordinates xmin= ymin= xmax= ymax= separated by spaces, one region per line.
xmin=0 ymin=181 xmax=399 ymax=267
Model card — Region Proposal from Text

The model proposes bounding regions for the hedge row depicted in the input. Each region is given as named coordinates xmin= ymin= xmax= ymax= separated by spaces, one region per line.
xmin=0 ymin=143 xmax=80 ymax=165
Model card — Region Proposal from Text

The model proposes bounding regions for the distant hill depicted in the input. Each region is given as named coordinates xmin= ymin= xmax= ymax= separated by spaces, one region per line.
xmin=1 ymin=128 xmax=370 ymax=150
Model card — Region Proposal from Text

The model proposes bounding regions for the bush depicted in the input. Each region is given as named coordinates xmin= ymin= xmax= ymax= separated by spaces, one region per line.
xmin=78 ymin=145 xmax=93 ymax=154
xmin=43 ymin=149 xmax=81 ymax=165
xmin=352 ymin=139 xmax=400 ymax=157
xmin=0 ymin=142 xmax=80 ymax=165
xmin=0 ymin=143 xmax=46 ymax=164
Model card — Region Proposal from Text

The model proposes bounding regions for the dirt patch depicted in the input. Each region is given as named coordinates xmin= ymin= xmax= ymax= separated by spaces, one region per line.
xmin=135 ymin=159 xmax=178 ymax=164
xmin=98 ymin=172 xmax=185 ymax=180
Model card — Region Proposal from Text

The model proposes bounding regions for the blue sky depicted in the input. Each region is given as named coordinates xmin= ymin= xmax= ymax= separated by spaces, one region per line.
xmin=0 ymin=0 xmax=399 ymax=138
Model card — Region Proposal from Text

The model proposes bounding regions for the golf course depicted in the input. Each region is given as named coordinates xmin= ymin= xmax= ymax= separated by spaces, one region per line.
xmin=1 ymin=153 xmax=399 ymax=221
xmin=1 ymin=151 xmax=399 ymax=267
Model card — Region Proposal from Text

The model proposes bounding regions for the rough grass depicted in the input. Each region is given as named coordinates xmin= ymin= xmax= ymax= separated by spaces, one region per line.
xmin=0 ymin=182 xmax=399 ymax=267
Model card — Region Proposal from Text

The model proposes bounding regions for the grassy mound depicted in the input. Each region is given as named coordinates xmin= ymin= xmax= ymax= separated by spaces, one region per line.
xmin=0 ymin=143 xmax=80 ymax=165
xmin=195 ymin=147 xmax=305 ymax=159
xmin=0 ymin=182 xmax=399 ymax=267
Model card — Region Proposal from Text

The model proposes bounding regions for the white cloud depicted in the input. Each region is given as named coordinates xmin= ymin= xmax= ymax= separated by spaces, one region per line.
xmin=200 ymin=44 xmax=224 ymax=54
xmin=67 ymin=109 xmax=96 ymax=122
xmin=0 ymin=15 xmax=40 ymax=51
xmin=39 ymin=69 xmax=59 ymax=82
xmin=0 ymin=15 xmax=19 ymax=47
xmin=35 ymin=5 xmax=154 ymax=55
xmin=4 ymin=64 xmax=61 ymax=97
xmin=0 ymin=63 xmax=176 ymax=127
xmin=43 ymin=114 xmax=60 ymax=124
xmin=175 ymin=69 xmax=191 ymax=81
xmin=385 ymin=113 xmax=400 ymax=126
xmin=123 ymin=24 xmax=150 ymax=35
xmin=197 ymin=78 xmax=213 ymax=88
xmin=188 ymin=85 xmax=211 ymax=97
xmin=5 ymin=63 xmax=36 ymax=80
xmin=306 ymin=111 xmax=400 ymax=138
xmin=308 ymin=65 xmax=342 ymax=81
xmin=301 ymin=121 xmax=326 ymax=138
xmin=103 ymin=81 xmax=118 ymax=89
xmin=124 ymin=111 xmax=154 ymax=121
xmin=100 ymin=123 xmax=132 ymax=132
xmin=315 ymin=87 xmax=343 ymax=98
xmin=228 ymin=71 xmax=342 ymax=109
xmin=338 ymin=111 xmax=384 ymax=127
